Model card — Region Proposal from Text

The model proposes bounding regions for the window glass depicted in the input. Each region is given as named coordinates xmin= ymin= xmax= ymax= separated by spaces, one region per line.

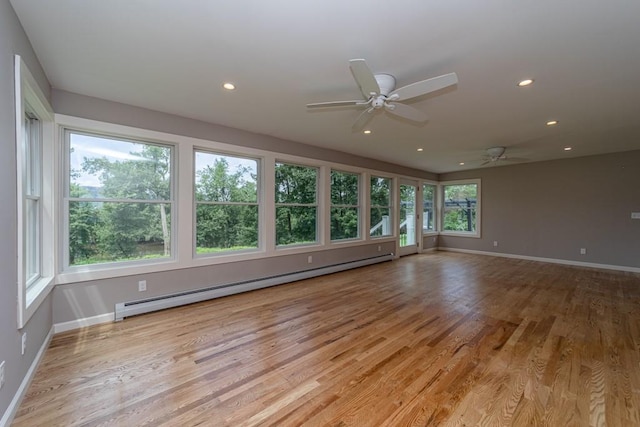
xmin=67 ymin=131 xmax=173 ymax=266
xmin=195 ymin=151 xmax=259 ymax=254
xmin=370 ymin=176 xmax=392 ymax=237
xmin=422 ymin=184 xmax=436 ymax=232
xmin=331 ymin=170 xmax=360 ymax=240
xmin=442 ymin=183 xmax=478 ymax=233
xmin=24 ymin=113 xmax=41 ymax=285
xmin=275 ymin=162 xmax=318 ymax=246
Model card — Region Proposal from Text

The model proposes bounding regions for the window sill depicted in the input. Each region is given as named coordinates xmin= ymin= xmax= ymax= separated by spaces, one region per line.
xmin=20 ymin=275 xmax=55 ymax=329
xmin=439 ymin=231 xmax=481 ymax=239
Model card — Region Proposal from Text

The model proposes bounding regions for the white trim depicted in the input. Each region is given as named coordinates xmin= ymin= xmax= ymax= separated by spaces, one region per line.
xmin=53 ymin=312 xmax=115 ymax=334
xmin=0 ymin=326 xmax=54 ymax=427
xmin=15 ymin=55 xmax=56 ymax=328
xmin=438 ymin=247 xmax=640 ymax=274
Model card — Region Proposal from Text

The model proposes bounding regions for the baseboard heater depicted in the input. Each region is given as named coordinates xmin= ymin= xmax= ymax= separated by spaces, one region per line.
xmin=114 ymin=253 xmax=393 ymax=321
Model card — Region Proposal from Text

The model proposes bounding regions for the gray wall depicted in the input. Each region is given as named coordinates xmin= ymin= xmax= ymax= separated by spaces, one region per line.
xmin=439 ymin=150 xmax=640 ymax=269
xmin=0 ymin=0 xmax=53 ymax=421
xmin=53 ymin=242 xmax=396 ymax=324
xmin=52 ymin=90 xmax=438 ymax=181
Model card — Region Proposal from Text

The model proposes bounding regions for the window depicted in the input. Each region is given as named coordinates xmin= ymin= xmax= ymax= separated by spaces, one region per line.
xmin=331 ymin=170 xmax=360 ymax=241
xmin=24 ymin=112 xmax=42 ymax=285
xmin=370 ymin=176 xmax=392 ymax=237
xmin=422 ymin=183 xmax=436 ymax=232
xmin=65 ymin=131 xmax=174 ymax=267
xmin=441 ymin=180 xmax=481 ymax=237
xmin=275 ymin=162 xmax=318 ymax=246
xmin=15 ymin=55 xmax=55 ymax=327
xmin=194 ymin=151 xmax=259 ymax=254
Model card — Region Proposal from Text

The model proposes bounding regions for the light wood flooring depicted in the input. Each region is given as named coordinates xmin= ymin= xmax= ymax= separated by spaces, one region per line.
xmin=12 ymin=252 xmax=640 ymax=426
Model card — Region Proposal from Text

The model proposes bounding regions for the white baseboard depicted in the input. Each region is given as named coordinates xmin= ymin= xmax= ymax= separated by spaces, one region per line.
xmin=0 ymin=326 xmax=53 ymax=427
xmin=437 ymin=247 xmax=640 ymax=273
xmin=53 ymin=312 xmax=114 ymax=334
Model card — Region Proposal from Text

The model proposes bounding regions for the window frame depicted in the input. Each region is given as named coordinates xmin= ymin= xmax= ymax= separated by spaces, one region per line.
xmin=422 ymin=182 xmax=438 ymax=234
xmin=62 ymin=128 xmax=176 ymax=271
xmin=369 ymin=175 xmax=394 ymax=238
xmin=193 ymin=149 xmax=261 ymax=257
xmin=330 ymin=169 xmax=361 ymax=242
xmin=439 ymin=179 xmax=481 ymax=238
xmin=15 ymin=55 xmax=56 ymax=328
xmin=274 ymin=161 xmax=320 ymax=248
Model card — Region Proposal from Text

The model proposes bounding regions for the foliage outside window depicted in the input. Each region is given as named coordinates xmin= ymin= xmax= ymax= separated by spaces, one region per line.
xmin=331 ymin=170 xmax=360 ymax=241
xmin=370 ymin=176 xmax=392 ymax=237
xmin=399 ymin=184 xmax=417 ymax=246
xmin=442 ymin=182 xmax=479 ymax=235
xmin=275 ymin=162 xmax=318 ymax=246
xmin=195 ymin=151 xmax=259 ymax=254
xmin=422 ymin=184 xmax=436 ymax=232
xmin=66 ymin=131 xmax=173 ymax=266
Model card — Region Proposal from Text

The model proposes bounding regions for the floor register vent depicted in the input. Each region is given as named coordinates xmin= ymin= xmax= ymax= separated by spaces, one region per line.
xmin=115 ymin=253 xmax=393 ymax=321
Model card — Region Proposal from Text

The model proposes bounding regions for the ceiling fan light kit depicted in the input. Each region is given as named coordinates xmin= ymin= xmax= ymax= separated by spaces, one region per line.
xmin=307 ymin=59 xmax=458 ymax=131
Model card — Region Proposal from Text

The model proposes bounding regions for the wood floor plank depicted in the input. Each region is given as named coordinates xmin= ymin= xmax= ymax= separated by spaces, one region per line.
xmin=12 ymin=252 xmax=640 ymax=426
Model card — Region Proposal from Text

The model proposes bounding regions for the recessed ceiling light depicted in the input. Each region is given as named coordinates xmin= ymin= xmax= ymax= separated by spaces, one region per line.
xmin=546 ymin=120 xmax=558 ymax=126
xmin=518 ymin=79 xmax=534 ymax=87
xmin=363 ymin=130 xmax=372 ymax=134
xmin=459 ymin=162 xmax=465 ymax=166
xmin=223 ymin=82 xmax=236 ymax=90
xmin=417 ymin=148 xmax=423 ymax=152
xmin=564 ymin=147 xmax=572 ymax=151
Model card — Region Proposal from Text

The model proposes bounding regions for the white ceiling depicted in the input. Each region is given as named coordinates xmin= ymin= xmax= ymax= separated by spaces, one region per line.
xmin=11 ymin=0 xmax=640 ymax=173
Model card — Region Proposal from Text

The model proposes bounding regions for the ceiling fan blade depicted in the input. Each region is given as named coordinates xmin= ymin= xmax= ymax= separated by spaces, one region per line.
xmin=349 ymin=59 xmax=380 ymax=98
xmin=389 ymin=72 xmax=458 ymax=101
xmin=384 ymin=102 xmax=428 ymax=122
xmin=352 ymin=108 xmax=375 ymax=132
xmin=307 ymin=100 xmax=368 ymax=108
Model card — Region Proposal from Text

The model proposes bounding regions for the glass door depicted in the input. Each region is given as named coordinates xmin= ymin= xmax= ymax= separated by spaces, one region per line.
xmin=399 ymin=180 xmax=419 ymax=256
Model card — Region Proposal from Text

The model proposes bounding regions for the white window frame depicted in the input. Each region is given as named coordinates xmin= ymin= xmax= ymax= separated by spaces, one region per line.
xmin=193 ymin=149 xmax=261 ymax=257
xmin=62 ymin=129 xmax=176 ymax=272
xmin=369 ymin=175 xmax=393 ymax=238
xmin=274 ymin=161 xmax=320 ymax=248
xmin=330 ymin=169 xmax=361 ymax=242
xmin=422 ymin=181 xmax=438 ymax=234
xmin=15 ymin=55 xmax=56 ymax=328
xmin=439 ymin=179 xmax=481 ymax=238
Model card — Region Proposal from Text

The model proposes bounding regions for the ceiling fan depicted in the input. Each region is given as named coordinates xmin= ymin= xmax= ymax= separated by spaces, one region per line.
xmin=481 ymin=146 xmax=528 ymax=166
xmin=307 ymin=59 xmax=458 ymax=132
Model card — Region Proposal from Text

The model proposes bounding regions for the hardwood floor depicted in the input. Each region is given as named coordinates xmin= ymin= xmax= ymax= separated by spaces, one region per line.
xmin=13 ymin=252 xmax=640 ymax=426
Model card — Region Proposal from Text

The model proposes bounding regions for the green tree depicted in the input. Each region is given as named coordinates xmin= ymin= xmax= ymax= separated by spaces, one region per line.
xmin=331 ymin=171 xmax=359 ymax=240
xmin=275 ymin=163 xmax=317 ymax=245
xmin=79 ymin=144 xmax=172 ymax=261
xmin=195 ymin=157 xmax=258 ymax=251
xmin=370 ymin=176 xmax=391 ymax=236
xmin=68 ymin=180 xmax=99 ymax=264
xmin=443 ymin=184 xmax=477 ymax=231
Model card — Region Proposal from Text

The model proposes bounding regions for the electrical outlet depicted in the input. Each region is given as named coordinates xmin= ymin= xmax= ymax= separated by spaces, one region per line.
xmin=307 ymin=255 xmax=313 ymax=264
xmin=493 ymin=241 xmax=498 ymax=247
xmin=580 ymin=248 xmax=587 ymax=255
xmin=22 ymin=332 xmax=26 ymax=355
xmin=632 ymin=212 xmax=640 ymax=219
xmin=0 ymin=361 xmax=4 ymax=389
xmin=138 ymin=280 xmax=147 ymax=292
xmin=377 ymin=245 xmax=381 ymax=252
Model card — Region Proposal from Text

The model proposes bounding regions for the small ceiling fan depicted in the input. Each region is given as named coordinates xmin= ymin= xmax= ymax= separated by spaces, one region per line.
xmin=307 ymin=59 xmax=458 ymax=132
xmin=481 ymin=146 xmax=529 ymax=166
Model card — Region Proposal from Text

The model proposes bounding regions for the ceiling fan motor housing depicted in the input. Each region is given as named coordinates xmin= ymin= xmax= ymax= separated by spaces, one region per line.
xmin=374 ymin=74 xmax=396 ymax=96
xmin=487 ymin=146 xmax=506 ymax=158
